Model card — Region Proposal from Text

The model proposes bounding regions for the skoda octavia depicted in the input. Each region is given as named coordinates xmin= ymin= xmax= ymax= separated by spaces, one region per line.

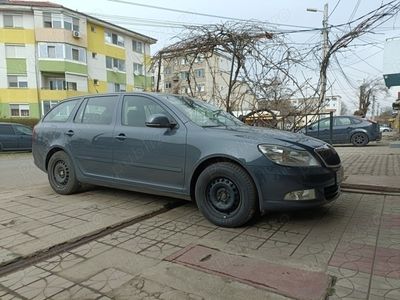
xmin=33 ymin=93 xmax=343 ymax=227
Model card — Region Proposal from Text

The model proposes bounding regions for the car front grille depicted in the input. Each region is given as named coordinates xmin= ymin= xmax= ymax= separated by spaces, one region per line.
xmin=314 ymin=145 xmax=341 ymax=167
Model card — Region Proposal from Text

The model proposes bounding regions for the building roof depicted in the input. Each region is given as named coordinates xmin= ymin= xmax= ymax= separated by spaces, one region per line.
xmin=0 ymin=0 xmax=157 ymax=44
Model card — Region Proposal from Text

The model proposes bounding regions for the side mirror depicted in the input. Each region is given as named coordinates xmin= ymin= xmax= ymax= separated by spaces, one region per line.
xmin=145 ymin=114 xmax=176 ymax=129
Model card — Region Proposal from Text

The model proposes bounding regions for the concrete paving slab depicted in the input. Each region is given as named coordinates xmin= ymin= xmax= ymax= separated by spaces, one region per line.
xmin=165 ymin=244 xmax=332 ymax=300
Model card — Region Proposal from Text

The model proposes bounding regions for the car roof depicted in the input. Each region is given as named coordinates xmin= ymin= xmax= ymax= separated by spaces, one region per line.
xmin=0 ymin=122 xmax=29 ymax=126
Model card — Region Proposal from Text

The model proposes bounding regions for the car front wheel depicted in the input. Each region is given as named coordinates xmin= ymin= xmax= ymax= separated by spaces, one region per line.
xmin=48 ymin=151 xmax=80 ymax=195
xmin=195 ymin=162 xmax=257 ymax=227
xmin=351 ymin=132 xmax=369 ymax=146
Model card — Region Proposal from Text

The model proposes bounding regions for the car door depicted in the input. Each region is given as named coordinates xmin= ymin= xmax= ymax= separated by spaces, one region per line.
xmin=0 ymin=124 xmax=19 ymax=150
xmin=306 ymin=118 xmax=331 ymax=142
xmin=13 ymin=124 xmax=32 ymax=149
xmin=333 ymin=117 xmax=353 ymax=143
xmin=66 ymin=95 xmax=118 ymax=179
xmin=113 ymin=94 xmax=186 ymax=191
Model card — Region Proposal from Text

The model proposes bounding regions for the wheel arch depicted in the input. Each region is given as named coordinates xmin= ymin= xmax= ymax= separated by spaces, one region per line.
xmin=45 ymin=146 xmax=69 ymax=171
xmin=189 ymin=155 xmax=261 ymax=212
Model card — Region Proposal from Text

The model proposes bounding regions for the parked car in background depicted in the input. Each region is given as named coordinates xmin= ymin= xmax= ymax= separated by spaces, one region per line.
xmin=0 ymin=122 xmax=32 ymax=151
xmin=33 ymin=93 xmax=343 ymax=227
xmin=302 ymin=116 xmax=381 ymax=146
xmin=379 ymin=125 xmax=393 ymax=133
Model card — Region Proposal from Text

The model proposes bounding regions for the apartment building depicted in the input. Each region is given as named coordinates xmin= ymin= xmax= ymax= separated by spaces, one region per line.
xmin=0 ymin=0 xmax=156 ymax=118
xmin=290 ymin=95 xmax=343 ymax=116
xmin=157 ymin=51 xmax=236 ymax=107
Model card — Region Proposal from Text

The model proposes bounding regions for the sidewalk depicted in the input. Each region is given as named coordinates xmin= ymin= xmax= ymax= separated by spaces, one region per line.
xmin=1 ymin=143 xmax=400 ymax=300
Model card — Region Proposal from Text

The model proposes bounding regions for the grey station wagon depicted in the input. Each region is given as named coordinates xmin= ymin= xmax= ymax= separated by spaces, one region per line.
xmin=303 ymin=116 xmax=381 ymax=146
xmin=33 ymin=93 xmax=343 ymax=227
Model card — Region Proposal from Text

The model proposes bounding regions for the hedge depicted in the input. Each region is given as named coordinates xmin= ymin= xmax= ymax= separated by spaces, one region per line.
xmin=0 ymin=118 xmax=40 ymax=128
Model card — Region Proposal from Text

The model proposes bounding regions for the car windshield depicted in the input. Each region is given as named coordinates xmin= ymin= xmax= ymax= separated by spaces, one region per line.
xmin=160 ymin=95 xmax=244 ymax=127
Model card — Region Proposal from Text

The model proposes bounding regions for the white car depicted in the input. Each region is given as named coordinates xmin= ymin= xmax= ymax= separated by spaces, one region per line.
xmin=380 ymin=125 xmax=393 ymax=133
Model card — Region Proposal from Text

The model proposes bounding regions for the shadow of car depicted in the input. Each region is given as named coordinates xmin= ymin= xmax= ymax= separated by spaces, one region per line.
xmin=300 ymin=116 xmax=381 ymax=146
xmin=0 ymin=122 xmax=33 ymax=151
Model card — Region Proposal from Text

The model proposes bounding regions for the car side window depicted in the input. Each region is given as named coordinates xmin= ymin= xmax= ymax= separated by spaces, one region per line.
xmin=0 ymin=125 xmax=14 ymax=135
xmin=80 ymin=96 xmax=117 ymax=125
xmin=122 ymin=95 xmax=170 ymax=127
xmin=318 ymin=118 xmax=331 ymax=129
xmin=335 ymin=117 xmax=351 ymax=126
xmin=14 ymin=125 xmax=32 ymax=135
xmin=43 ymin=99 xmax=79 ymax=122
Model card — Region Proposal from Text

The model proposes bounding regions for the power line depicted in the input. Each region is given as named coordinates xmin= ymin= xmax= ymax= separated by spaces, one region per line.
xmin=106 ymin=0 xmax=319 ymax=30
xmin=329 ymin=0 xmax=341 ymax=18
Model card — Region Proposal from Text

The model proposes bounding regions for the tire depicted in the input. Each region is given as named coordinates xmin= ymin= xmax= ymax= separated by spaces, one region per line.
xmin=195 ymin=162 xmax=257 ymax=227
xmin=47 ymin=151 xmax=80 ymax=195
xmin=351 ymin=132 xmax=369 ymax=146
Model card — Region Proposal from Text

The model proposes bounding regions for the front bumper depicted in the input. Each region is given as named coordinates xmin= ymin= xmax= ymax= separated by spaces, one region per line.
xmin=248 ymin=164 xmax=342 ymax=213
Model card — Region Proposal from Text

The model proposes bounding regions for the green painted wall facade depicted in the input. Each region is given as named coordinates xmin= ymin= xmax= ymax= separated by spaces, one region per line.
xmin=38 ymin=60 xmax=88 ymax=75
xmin=107 ymin=71 xmax=126 ymax=84
xmin=134 ymin=75 xmax=152 ymax=90
xmin=6 ymin=58 xmax=27 ymax=74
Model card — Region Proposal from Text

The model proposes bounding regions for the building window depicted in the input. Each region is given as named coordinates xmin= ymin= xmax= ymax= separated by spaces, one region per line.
xmin=49 ymin=79 xmax=65 ymax=90
xmin=10 ymin=104 xmax=29 ymax=117
xmin=132 ymin=40 xmax=143 ymax=53
xmin=72 ymin=48 xmax=79 ymax=61
xmin=47 ymin=45 xmax=56 ymax=58
xmin=4 ymin=14 xmax=23 ymax=28
xmin=105 ymin=31 xmax=124 ymax=47
xmin=180 ymin=58 xmax=188 ymax=65
xmin=164 ymin=67 xmax=171 ymax=75
xmin=165 ymin=82 xmax=172 ymax=89
xmin=93 ymin=79 xmax=99 ymax=85
xmin=43 ymin=13 xmax=79 ymax=31
xmin=38 ymin=43 xmax=86 ymax=63
xmin=8 ymin=76 xmax=28 ymax=88
xmin=5 ymin=44 xmax=25 ymax=58
xmin=92 ymin=52 xmax=97 ymax=59
xmin=106 ymin=56 xmax=125 ymax=72
xmin=195 ymin=69 xmax=205 ymax=78
xmin=180 ymin=71 xmax=189 ymax=80
xmin=133 ymin=63 xmax=144 ymax=75
xmin=195 ymin=54 xmax=205 ymax=63
xmin=90 ymin=25 xmax=96 ymax=32
xmin=67 ymin=82 xmax=77 ymax=91
xmin=107 ymin=82 xmax=126 ymax=92
xmin=42 ymin=100 xmax=60 ymax=115
xmin=196 ymin=84 xmax=205 ymax=92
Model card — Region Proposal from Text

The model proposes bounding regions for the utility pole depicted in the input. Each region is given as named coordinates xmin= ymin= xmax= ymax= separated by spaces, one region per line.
xmin=321 ymin=3 xmax=329 ymax=105
xmin=371 ymin=95 xmax=376 ymax=120
xmin=307 ymin=3 xmax=329 ymax=106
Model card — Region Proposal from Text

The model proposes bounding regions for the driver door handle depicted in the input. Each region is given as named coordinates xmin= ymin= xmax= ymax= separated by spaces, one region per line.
xmin=65 ymin=130 xmax=74 ymax=137
xmin=115 ymin=133 xmax=127 ymax=141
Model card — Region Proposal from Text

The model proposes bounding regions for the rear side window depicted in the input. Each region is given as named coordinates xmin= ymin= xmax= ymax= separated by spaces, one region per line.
xmin=14 ymin=125 xmax=32 ymax=135
xmin=351 ymin=118 xmax=363 ymax=124
xmin=0 ymin=125 xmax=14 ymax=135
xmin=77 ymin=96 xmax=117 ymax=125
xmin=43 ymin=99 xmax=79 ymax=122
xmin=334 ymin=117 xmax=351 ymax=126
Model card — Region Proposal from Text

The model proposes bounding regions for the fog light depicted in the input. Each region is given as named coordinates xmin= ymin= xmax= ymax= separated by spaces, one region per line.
xmin=284 ymin=189 xmax=316 ymax=201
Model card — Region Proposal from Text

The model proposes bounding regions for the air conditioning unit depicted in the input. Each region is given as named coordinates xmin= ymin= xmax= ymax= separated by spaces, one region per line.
xmin=72 ymin=30 xmax=80 ymax=38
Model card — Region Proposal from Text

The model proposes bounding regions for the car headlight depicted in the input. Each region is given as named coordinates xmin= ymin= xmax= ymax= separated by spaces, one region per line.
xmin=258 ymin=144 xmax=320 ymax=167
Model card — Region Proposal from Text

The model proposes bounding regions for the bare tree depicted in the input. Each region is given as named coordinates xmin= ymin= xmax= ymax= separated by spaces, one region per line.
xmin=354 ymin=79 xmax=388 ymax=117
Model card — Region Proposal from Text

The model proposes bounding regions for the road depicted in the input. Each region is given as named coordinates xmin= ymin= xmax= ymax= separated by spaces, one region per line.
xmin=0 ymin=152 xmax=47 ymax=189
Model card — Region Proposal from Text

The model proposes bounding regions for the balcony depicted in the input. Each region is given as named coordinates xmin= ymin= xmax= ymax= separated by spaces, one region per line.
xmin=39 ymin=89 xmax=86 ymax=100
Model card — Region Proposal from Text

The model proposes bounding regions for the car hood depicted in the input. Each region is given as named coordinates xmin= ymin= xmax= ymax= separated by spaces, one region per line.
xmin=205 ymin=126 xmax=327 ymax=150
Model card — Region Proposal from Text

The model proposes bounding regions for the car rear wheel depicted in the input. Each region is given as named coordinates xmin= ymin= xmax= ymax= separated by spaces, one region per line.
xmin=351 ymin=132 xmax=369 ymax=146
xmin=48 ymin=151 xmax=80 ymax=195
xmin=195 ymin=162 xmax=257 ymax=227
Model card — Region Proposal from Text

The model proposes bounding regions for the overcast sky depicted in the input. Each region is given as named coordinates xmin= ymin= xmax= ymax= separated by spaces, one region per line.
xmin=52 ymin=0 xmax=400 ymax=113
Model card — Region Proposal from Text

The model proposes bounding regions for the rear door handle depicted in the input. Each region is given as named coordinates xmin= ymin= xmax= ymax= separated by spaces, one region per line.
xmin=115 ymin=133 xmax=127 ymax=141
xmin=65 ymin=130 xmax=74 ymax=137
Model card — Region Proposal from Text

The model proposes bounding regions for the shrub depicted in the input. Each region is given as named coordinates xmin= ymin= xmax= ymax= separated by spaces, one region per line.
xmin=0 ymin=118 xmax=40 ymax=128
